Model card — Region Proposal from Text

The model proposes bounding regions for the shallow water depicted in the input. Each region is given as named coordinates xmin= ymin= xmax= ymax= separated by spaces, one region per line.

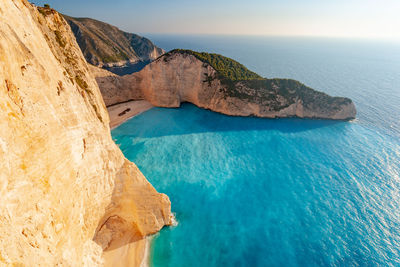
xmin=112 ymin=36 xmax=400 ymax=266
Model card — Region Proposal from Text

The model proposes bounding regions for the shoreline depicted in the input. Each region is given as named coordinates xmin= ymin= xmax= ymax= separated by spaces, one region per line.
xmin=140 ymin=236 xmax=152 ymax=267
xmin=105 ymin=100 xmax=159 ymax=266
xmin=108 ymin=100 xmax=154 ymax=129
xmin=102 ymin=237 xmax=151 ymax=267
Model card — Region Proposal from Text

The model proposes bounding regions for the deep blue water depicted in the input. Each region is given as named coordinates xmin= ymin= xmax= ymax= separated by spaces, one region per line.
xmin=112 ymin=36 xmax=400 ymax=266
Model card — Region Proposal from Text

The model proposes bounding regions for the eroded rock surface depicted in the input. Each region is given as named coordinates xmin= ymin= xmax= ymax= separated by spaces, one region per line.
xmin=0 ymin=1 xmax=172 ymax=266
xmin=94 ymin=51 xmax=356 ymax=120
xmin=64 ymin=15 xmax=164 ymax=68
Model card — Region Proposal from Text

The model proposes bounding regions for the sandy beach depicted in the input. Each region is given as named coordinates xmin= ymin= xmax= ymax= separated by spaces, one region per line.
xmin=102 ymin=237 xmax=151 ymax=267
xmin=108 ymin=100 xmax=154 ymax=129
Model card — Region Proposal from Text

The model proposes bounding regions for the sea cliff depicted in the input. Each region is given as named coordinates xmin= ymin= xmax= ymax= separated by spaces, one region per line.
xmin=94 ymin=50 xmax=356 ymax=120
xmin=64 ymin=15 xmax=165 ymax=74
xmin=0 ymin=1 xmax=171 ymax=266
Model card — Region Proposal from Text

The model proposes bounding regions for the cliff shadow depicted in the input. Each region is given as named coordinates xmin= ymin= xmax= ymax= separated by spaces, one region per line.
xmin=103 ymin=60 xmax=151 ymax=76
xmin=111 ymin=103 xmax=349 ymax=138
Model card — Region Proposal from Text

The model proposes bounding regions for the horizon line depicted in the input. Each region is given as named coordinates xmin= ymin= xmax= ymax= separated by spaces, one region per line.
xmin=136 ymin=32 xmax=400 ymax=43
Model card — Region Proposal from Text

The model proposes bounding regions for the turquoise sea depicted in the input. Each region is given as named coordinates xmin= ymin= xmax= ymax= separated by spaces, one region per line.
xmin=112 ymin=35 xmax=400 ymax=266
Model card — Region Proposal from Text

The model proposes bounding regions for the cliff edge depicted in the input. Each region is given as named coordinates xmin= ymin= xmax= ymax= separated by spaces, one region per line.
xmin=0 ymin=1 xmax=171 ymax=266
xmin=63 ymin=15 xmax=165 ymax=71
xmin=95 ymin=50 xmax=356 ymax=120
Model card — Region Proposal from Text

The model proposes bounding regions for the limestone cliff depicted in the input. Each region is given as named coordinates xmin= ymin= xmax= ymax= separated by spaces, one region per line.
xmin=63 ymin=15 xmax=165 ymax=73
xmin=89 ymin=65 xmax=145 ymax=107
xmin=94 ymin=50 xmax=356 ymax=120
xmin=0 ymin=1 xmax=171 ymax=266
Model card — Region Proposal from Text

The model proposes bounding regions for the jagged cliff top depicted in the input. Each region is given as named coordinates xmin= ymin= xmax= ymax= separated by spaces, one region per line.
xmin=158 ymin=50 xmax=354 ymax=116
xmin=163 ymin=49 xmax=262 ymax=81
xmin=63 ymin=14 xmax=165 ymax=67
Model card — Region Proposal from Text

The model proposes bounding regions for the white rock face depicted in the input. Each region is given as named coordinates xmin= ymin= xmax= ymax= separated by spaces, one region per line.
xmin=94 ymin=52 xmax=356 ymax=120
xmin=0 ymin=1 xmax=171 ymax=266
xmin=89 ymin=65 xmax=146 ymax=107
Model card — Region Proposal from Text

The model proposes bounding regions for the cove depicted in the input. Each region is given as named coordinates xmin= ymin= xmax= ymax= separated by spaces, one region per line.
xmin=112 ymin=103 xmax=400 ymax=266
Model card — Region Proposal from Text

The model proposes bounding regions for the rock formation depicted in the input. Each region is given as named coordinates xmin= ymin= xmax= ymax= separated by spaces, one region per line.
xmin=64 ymin=15 xmax=164 ymax=73
xmin=94 ymin=50 xmax=356 ymax=120
xmin=89 ymin=65 xmax=146 ymax=107
xmin=0 ymin=1 xmax=172 ymax=266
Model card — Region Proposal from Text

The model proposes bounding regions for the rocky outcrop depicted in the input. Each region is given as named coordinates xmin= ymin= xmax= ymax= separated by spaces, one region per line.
xmin=64 ymin=15 xmax=164 ymax=71
xmin=0 ymin=1 xmax=171 ymax=266
xmin=94 ymin=50 xmax=356 ymax=120
xmin=89 ymin=64 xmax=146 ymax=107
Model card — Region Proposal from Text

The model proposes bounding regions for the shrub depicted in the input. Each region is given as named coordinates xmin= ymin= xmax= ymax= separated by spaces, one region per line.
xmin=75 ymin=75 xmax=89 ymax=91
xmin=165 ymin=49 xmax=262 ymax=81
xmin=54 ymin=30 xmax=66 ymax=48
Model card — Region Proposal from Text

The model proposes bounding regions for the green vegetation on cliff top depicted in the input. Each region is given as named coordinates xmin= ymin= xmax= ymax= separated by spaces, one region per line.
xmin=165 ymin=49 xmax=263 ymax=81
xmin=161 ymin=49 xmax=352 ymax=113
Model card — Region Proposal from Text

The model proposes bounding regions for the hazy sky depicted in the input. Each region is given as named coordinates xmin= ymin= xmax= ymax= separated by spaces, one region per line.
xmin=32 ymin=0 xmax=400 ymax=40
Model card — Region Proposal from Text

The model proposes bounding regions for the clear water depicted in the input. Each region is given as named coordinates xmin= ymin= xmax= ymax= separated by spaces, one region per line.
xmin=112 ymin=36 xmax=400 ymax=266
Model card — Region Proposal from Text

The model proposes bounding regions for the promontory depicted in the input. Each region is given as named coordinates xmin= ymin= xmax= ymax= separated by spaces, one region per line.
xmin=94 ymin=49 xmax=356 ymax=120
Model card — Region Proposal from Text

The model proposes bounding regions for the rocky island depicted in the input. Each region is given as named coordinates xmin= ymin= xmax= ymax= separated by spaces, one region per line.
xmin=94 ymin=49 xmax=356 ymax=120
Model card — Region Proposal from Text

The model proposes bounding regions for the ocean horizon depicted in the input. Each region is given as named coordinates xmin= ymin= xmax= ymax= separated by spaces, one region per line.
xmin=112 ymin=35 xmax=400 ymax=266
